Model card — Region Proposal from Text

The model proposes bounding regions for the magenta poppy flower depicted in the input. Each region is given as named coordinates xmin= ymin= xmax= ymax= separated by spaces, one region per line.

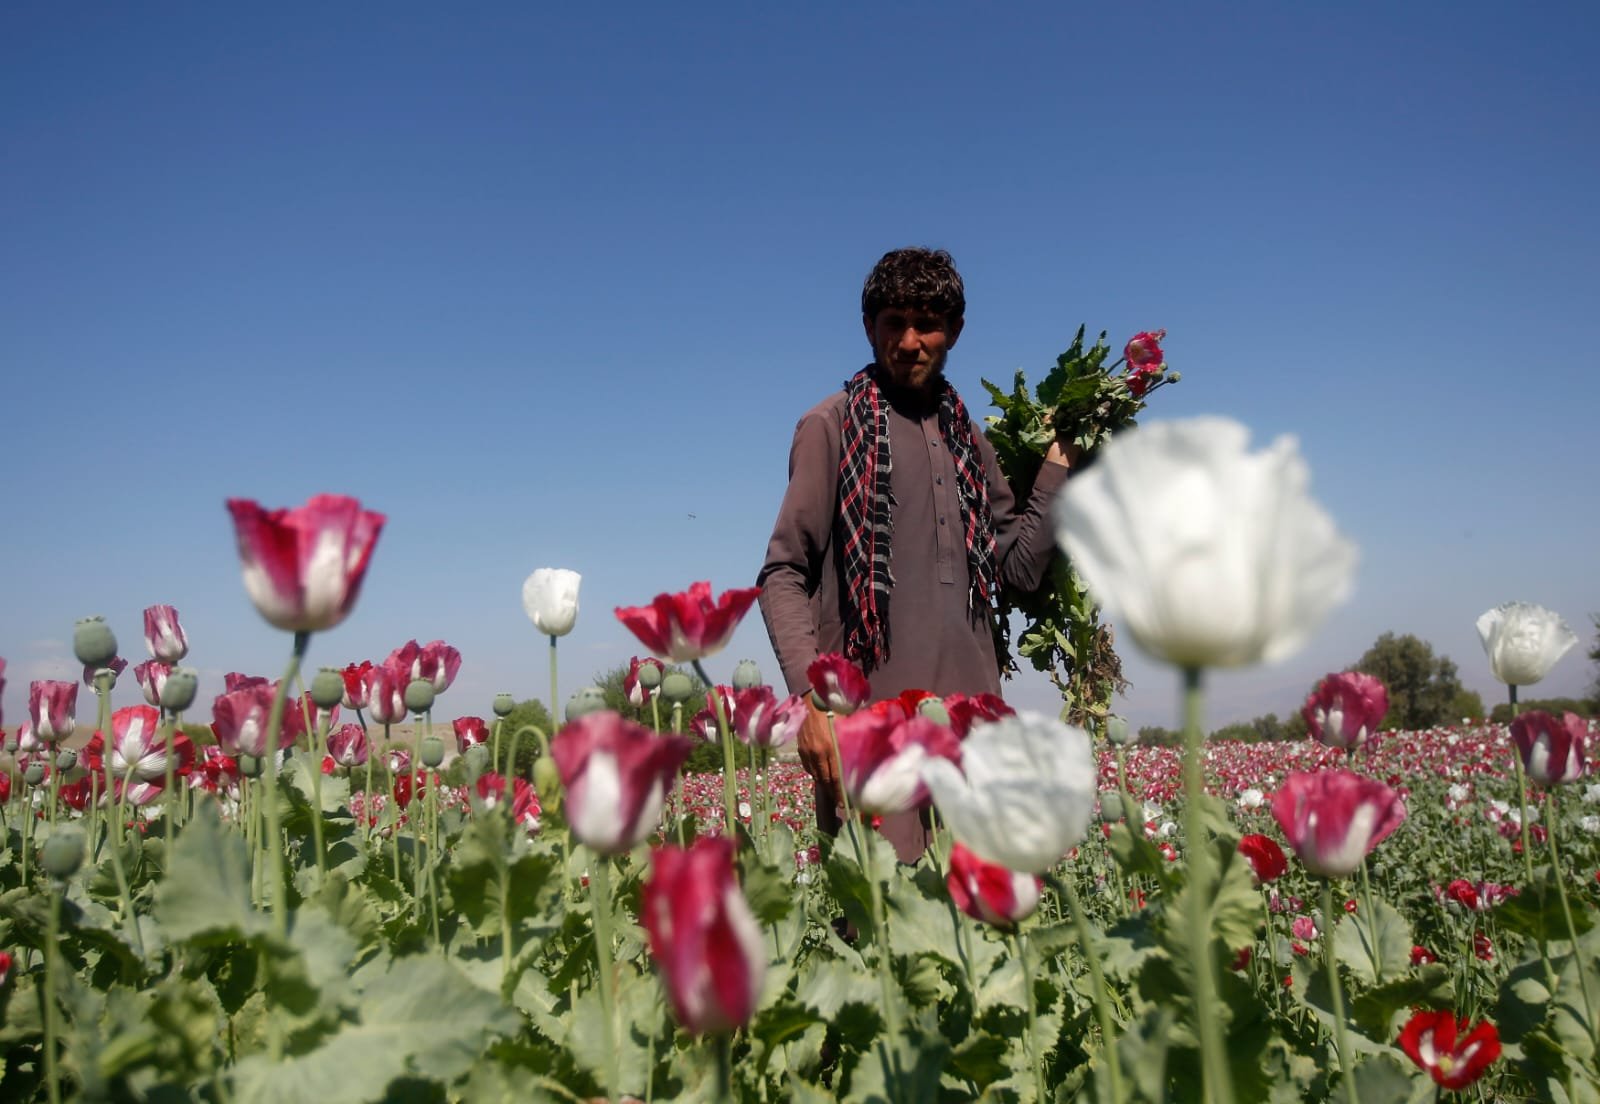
xmin=211 ymin=682 xmax=304 ymax=758
xmin=1123 ymin=329 xmax=1166 ymax=372
xmin=835 ymin=708 xmax=960 ymax=815
xmin=408 ymin=640 xmax=462 ymax=695
xmin=226 ymin=494 xmax=385 ymax=634
xmin=106 ymin=705 xmax=194 ymax=782
xmin=453 ymin=716 xmax=489 ymax=753
xmin=1271 ymin=769 xmax=1406 ymax=878
xmin=806 ymin=653 xmax=871 ymax=715
xmin=327 ymin=723 xmax=369 ymax=768
xmin=551 ymin=712 xmax=694 ymax=854
xmin=1397 ymin=1010 xmax=1501 ymax=1090
xmin=1302 ymin=671 xmax=1389 ymax=751
xmin=28 ymin=680 xmax=78 ymax=744
xmin=614 ymin=581 xmax=761 ymax=663
xmin=81 ymin=655 xmax=127 ymax=686
xmin=943 ymin=692 xmax=1014 ymax=739
xmin=947 ymin=842 xmax=1042 ymax=928
xmin=1509 ymin=710 xmax=1588 ymax=786
xmin=224 ymin=672 xmax=268 ymax=693
xmin=132 ymin=661 xmax=173 ymax=708
xmin=142 ymin=604 xmax=189 ymax=663
xmin=642 ymin=837 xmax=766 ymax=1035
xmin=362 ymin=659 xmax=409 ymax=725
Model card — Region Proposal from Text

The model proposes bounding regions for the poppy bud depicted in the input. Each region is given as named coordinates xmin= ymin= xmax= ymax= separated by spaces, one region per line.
xmin=1106 ymin=715 xmax=1133 ymax=746
xmin=565 ymin=686 xmax=608 ymax=722
xmin=238 ymin=754 xmax=264 ymax=778
xmin=160 ymin=667 xmax=200 ymax=713
xmin=24 ymin=762 xmax=46 ymax=786
xmin=917 ymin=698 xmax=952 ymax=726
xmin=310 ymin=668 xmax=346 ymax=710
xmin=1099 ymin=791 xmax=1124 ymax=823
xmin=731 ymin=659 xmax=763 ymax=690
xmin=1166 ymin=371 xmax=1182 ymax=384
xmin=54 ymin=749 xmax=77 ymax=773
xmin=493 ymin=693 xmax=516 ymax=717
xmin=420 ymin=735 xmax=445 ymax=768
xmin=638 ymin=664 xmax=663 ymax=691
xmin=660 ymin=672 xmax=694 ymax=704
xmin=404 ymin=679 xmax=435 ymax=714
xmin=533 ymin=755 xmax=561 ymax=806
xmin=40 ymin=828 xmax=86 ymax=880
xmin=73 ymin=616 xmax=118 ymax=667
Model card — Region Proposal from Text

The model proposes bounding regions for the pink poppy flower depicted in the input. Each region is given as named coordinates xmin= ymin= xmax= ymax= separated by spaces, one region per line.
xmin=552 ymin=712 xmax=694 ymax=854
xmin=453 ymin=716 xmax=489 ymax=753
xmin=226 ymin=494 xmax=385 ymax=633
xmin=1509 ymin=710 xmax=1588 ymax=786
xmin=1270 ymin=769 xmax=1406 ymax=878
xmin=327 ymin=723 xmax=369 ymax=768
xmin=614 ymin=581 xmax=761 ymax=663
xmin=28 ymin=680 xmax=78 ymax=744
xmin=835 ymin=709 xmax=960 ymax=815
xmin=142 ymin=604 xmax=189 ymax=663
xmin=806 ymin=653 xmax=871 ymax=715
xmin=642 ymin=837 xmax=765 ymax=1035
xmin=1302 ymin=671 xmax=1389 ymax=751
xmin=106 ymin=705 xmax=194 ymax=782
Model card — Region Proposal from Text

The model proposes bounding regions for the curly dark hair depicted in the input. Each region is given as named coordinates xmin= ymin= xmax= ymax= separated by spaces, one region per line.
xmin=861 ymin=247 xmax=965 ymax=325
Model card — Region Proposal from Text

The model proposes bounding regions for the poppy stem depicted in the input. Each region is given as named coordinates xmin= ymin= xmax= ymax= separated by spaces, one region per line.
xmin=43 ymin=873 xmax=63 ymax=1104
xmin=1052 ymin=871 xmax=1126 ymax=1102
xmin=1544 ymin=788 xmax=1598 ymax=1046
xmin=261 ymin=633 xmax=309 ymax=946
xmin=587 ymin=855 xmax=623 ymax=1104
xmin=694 ymin=660 xmax=740 ymax=841
xmin=1181 ymin=666 xmax=1235 ymax=1104
xmin=1321 ymin=879 xmax=1358 ymax=1104
xmin=548 ymin=635 xmax=560 ymax=748
xmin=298 ymin=680 xmax=328 ymax=877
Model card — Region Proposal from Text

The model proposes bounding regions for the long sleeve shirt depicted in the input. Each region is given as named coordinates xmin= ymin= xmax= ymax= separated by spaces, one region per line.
xmin=757 ymin=380 xmax=1069 ymax=701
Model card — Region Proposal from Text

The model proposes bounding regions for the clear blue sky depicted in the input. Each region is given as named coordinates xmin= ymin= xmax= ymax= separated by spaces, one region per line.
xmin=4 ymin=1 xmax=1596 ymax=734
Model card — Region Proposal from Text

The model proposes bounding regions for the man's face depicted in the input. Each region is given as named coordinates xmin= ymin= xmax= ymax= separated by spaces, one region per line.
xmin=865 ymin=306 xmax=963 ymax=393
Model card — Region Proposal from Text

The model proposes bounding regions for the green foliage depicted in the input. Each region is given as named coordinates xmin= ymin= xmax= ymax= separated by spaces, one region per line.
xmin=1208 ymin=712 xmax=1307 ymax=743
xmin=494 ymin=699 xmax=552 ymax=777
xmin=982 ymin=324 xmax=1183 ymax=726
xmin=1349 ymin=632 xmax=1466 ymax=730
xmin=1448 ymin=687 xmax=1486 ymax=721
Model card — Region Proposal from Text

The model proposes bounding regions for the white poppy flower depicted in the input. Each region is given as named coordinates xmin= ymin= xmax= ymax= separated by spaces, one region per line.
xmin=1054 ymin=417 xmax=1356 ymax=669
xmin=921 ymin=711 xmax=1097 ymax=874
xmin=1475 ymin=602 xmax=1577 ymax=686
xmin=522 ymin=568 xmax=582 ymax=637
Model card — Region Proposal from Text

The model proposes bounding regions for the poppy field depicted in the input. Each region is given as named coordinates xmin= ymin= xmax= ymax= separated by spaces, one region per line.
xmin=0 ymin=438 xmax=1595 ymax=1102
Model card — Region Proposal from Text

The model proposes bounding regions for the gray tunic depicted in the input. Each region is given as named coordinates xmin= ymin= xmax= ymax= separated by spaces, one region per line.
xmin=757 ymin=379 xmax=1068 ymax=703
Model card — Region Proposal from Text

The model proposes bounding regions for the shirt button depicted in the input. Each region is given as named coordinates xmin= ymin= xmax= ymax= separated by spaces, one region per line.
xmin=939 ymin=516 xmax=946 ymax=525
xmin=930 ymin=441 xmax=938 ymax=449
xmin=936 ymin=476 xmax=943 ymax=485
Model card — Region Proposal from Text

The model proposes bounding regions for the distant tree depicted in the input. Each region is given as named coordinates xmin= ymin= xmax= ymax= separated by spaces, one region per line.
xmin=1489 ymin=697 xmax=1594 ymax=724
xmin=1136 ymin=725 xmax=1181 ymax=746
xmin=1448 ymin=688 xmax=1486 ymax=722
xmin=1350 ymin=633 xmax=1465 ymax=731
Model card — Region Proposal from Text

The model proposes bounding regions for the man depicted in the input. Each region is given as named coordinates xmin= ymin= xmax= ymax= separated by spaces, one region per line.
xmin=757 ymin=247 xmax=1075 ymax=857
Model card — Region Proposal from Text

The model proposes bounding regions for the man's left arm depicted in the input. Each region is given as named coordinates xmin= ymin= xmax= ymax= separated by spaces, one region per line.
xmin=981 ymin=433 xmax=1074 ymax=593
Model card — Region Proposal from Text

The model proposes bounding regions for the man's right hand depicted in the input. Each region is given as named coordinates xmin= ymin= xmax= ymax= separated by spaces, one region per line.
xmin=797 ymin=698 xmax=841 ymax=803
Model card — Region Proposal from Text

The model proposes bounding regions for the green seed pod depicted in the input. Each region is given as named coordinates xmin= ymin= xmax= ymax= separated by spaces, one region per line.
xmin=1106 ymin=715 xmax=1133 ymax=746
xmin=492 ymin=693 xmax=516 ymax=718
xmin=24 ymin=762 xmax=47 ymax=786
xmin=420 ymin=735 xmax=445 ymax=768
xmin=40 ymin=828 xmax=86 ymax=880
xmin=404 ymin=679 xmax=435 ymax=714
xmin=731 ymin=659 xmax=763 ymax=690
xmin=533 ymin=755 xmax=561 ymax=807
xmin=73 ymin=615 xmax=118 ymax=667
xmin=462 ymin=743 xmax=491 ymax=781
xmin=54 ymin=749 xmax=78 ymax=773
xmin=565 ymin=686 xmax=608 ymax=722
xmin=238 ymin=754 xmax=264 ymax=779
xmin=660 ymin=672 xmax=694 ymax=704
xmin=1166 ymin=371 xmax=1182 ymax=384
xmin=160 ymin=667 xmax=200 ymax=713
xmin=310 ymin=667 xmax=346 ymax=710
xmin=1098 ymin=791 xmax=1124 ymax=823
xmin=637 ymin=663 xmax=663 ymax=691
xmin=917 ymin=698 xmax=951 ymax=726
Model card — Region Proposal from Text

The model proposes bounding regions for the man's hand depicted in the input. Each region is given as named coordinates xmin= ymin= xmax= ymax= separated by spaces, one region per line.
xmin=1044 ymin=438 xmax=1083 ymax=468
xmin=797 ymin=698 xmax=842 ymax=804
